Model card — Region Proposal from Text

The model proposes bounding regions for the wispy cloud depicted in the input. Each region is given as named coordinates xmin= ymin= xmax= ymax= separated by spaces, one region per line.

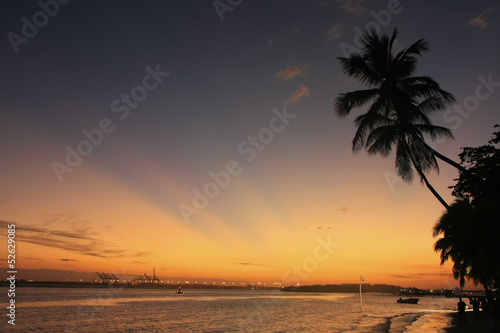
xmin=60 ymin=258 xmax=79 ymax=262
xmin=387 ymin=272 xmax=451 ymax=279
xmin=239 ymin=262 xmax=266 ymax=266
xmin=337 ymin=0 xmax=367 ymax=15
xmin=0 ymin=220 xmax=125 ymax=259
xmin=326 ymin=24 xmax=343 ymax=41
xmin=468 ymin=7 xmax=494 ymax=29
xmin=316 ymin=226 xmax=332 ymax=230
xmin=134 ymin=251 xmax=152 ymax=257
xmin=335 ymin=206 xmax=348 ymax=215
xmin=268 ymin=27 xmax=300 ymax=47
xmin=285 ymin=85 xmax=311 ymax=105
xmin=274 ymin=65 xmax=302 ymax=81
xmin=334 ymin=205 xmax=374 ymax=216
xmin=416 ymin=272 xmax=453 ymax=277
xmin=42 ymin=212 xmax=97 ymax=236
xmin=42 ymin=212 xmax=79 ymax=225
xmin=387 ymin=274 xmax=414 ymax=279
xmin=25 ymin=256 xmax=43 ymax=261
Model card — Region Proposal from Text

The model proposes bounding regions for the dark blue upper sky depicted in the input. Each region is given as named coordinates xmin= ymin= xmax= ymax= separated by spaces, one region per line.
xmin=2 ymin=0 xmax=498 ymax=205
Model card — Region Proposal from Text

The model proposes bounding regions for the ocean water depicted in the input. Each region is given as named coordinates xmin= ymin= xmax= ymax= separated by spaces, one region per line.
xmin=1 ymin=287 xmax=457 ymax=332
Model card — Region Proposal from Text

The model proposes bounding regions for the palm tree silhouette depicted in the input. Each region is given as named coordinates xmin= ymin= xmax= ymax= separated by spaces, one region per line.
xmin=334 ymin=28 xmax=462 ymax=210
xmin=433 ymin=199 xmax=495 ymax=290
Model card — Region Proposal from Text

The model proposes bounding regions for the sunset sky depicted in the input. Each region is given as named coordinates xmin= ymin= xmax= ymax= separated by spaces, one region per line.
xmin=1 ymin=1 xmax=498 ymax=289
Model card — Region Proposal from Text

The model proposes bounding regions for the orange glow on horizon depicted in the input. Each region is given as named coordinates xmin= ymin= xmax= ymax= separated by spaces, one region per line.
xmin=0 ymin=115 xmax=468 ymax=290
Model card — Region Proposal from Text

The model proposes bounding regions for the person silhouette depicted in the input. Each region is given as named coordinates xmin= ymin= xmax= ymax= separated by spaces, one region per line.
xmin=458 ymin=297 xmax=466 ymax=324
xmin=472 ymin=298 xmax=480 ymax=322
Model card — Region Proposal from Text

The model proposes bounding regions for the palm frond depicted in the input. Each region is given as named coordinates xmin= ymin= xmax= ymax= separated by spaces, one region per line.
xmin=365 ymin=125 xmax=399 ymax=156
xmin=408 ymin=138 xmax=440 ymax=175
xmin=401 ymin=76 xmax=456 ymax=102
xmin=395 ymin=138 xmax=414 ymax=183
xmin=352 ymin=103 xmax=392 ymax=152
xmin=413 ymin=124 xmax=455 ymax=141
xmin=403 ymin=38 xmax=429 ymax=56
xmin=338 ymin=54 xmax=380 ymax=86
xmin=417 ymin=96 xmax=448 ymax=115
xmin=333 ymin=89 xmax=380 ymax=117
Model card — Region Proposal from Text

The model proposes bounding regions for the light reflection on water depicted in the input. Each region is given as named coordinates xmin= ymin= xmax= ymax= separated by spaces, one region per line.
xmin=1 ymin=287 xmax=457 ymax=332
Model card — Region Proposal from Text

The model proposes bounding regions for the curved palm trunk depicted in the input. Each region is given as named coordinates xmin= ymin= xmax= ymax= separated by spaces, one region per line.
xmin=412 ymin=138 xmax=467 ymax=173
xmin=412 ymin=137 xmax=488 ymax=193
xmin=416 ymin=166 xmax=451 ymax=210
xmin=404 ymin=139 xmax=451 ymax=210
xmin=430 ymin=148 xmax=467 ymax=173
xmin=419 ymin=140 xmax=487 ymax=186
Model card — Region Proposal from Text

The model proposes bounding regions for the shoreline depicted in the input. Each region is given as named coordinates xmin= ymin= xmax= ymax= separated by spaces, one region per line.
xmin=443 ymin=310 xmax=497 ymax=333
xmin=396 ymin=309 xmax=496 ymax=332
xmin=388 ymin=312 xmax=423 ymax=332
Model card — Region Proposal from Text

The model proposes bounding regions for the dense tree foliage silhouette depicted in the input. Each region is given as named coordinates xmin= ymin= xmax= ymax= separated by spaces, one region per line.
xmin=434 ymin=126 xmax=500 ymax=292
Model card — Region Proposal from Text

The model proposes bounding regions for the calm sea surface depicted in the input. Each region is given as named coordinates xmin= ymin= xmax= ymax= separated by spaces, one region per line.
xmin=1 ymin=287 xmax=457 ymax=332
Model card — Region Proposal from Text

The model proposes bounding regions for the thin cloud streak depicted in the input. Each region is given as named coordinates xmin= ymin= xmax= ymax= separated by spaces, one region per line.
xmin=387 ymin=272 xmax=452 ymax=279
xmin=326 ymin=24 xmax=343 ymax=41
xmin=285 ymin=85 xmax=311 ymax=105
xmin=0 ymin=220 xmax=126 ymax=259
xmin=239 ymin=262 xmax=266 ymax=266
xmin=134 ymin=251 xmax=152 ymax=257
xmin=274 ymin=65 xmax=302 ymax=81
xmin=337 ymin=0 xmax=367 ymax=15
xmin=468 ymin=7 xmax=494 ymax=29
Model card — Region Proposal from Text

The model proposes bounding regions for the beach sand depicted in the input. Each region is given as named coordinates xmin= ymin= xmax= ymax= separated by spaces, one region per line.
xmin=443 ymin=311 xmax=498 ymax=333
xmin=404 ymin=310 xmax=498 ymax=333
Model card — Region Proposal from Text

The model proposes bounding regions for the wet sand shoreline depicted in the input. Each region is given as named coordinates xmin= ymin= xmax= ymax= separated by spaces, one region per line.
xmin=385 ymin=308 xmax=498 ymax=332
xmin=443 ymin=310 xmax=498 ymax=333
xmin=404 ymin=310 xmax=497 ymax=332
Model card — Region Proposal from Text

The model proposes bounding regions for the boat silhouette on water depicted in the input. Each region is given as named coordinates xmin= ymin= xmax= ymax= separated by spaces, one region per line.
xmin=397 ymin=297 xmax=419 ymax=304
xmin=175 ymin=286 xmax=184 ymax=294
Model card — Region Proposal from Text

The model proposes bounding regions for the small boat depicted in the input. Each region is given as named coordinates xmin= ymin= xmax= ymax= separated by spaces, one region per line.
xmin=175 ymin=286 xmax=184 ymax=294
xmin=397 ymin=297 xmax=419 ymax=304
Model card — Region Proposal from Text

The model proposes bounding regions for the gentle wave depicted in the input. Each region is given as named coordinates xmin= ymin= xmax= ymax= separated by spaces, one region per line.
xmin=1 ymin=287 xmax=458 ymax=332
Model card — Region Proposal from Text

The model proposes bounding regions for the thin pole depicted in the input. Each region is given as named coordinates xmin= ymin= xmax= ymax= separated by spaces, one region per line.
xmin=359 ymin=276 xmax=363 ymax=310
xmin=359 ymin=283 xmax=362 ymax=309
